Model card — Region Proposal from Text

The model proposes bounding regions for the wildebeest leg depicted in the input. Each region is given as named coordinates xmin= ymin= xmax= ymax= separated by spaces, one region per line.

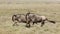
xmin=26 ymin=21 xmax=30 ymax=28
xmin=35 ymin=22 xmax=38 ymax=24
xmin=33 ymin=22 xmax=37 ymax=25
xmin=41 ymin=20 xmax=45 ymax=27
xmin=33 ymin=22 xmax=35 ymax=25
xmin=13 ymin=22 xmax=18 ymax=26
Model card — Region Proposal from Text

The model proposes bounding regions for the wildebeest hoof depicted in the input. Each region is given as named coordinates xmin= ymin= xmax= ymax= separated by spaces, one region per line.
xmin=26 ymin=26 xmax=30 ymax=28
xmin=12 ymin=24 xmax=15 ymax=26
xmin=41 ymin=25 xmax=44 ymax=27
xmin=12 ymin=24 xmax=19 ymax=26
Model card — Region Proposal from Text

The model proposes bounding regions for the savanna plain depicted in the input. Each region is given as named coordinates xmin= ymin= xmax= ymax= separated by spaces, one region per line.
xmin=0 ymin=2 xmax=60 ymax=34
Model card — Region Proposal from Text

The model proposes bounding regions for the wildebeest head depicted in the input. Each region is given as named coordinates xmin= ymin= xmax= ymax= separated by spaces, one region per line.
xmin=12 ymin=14 xmax=27 ymax=26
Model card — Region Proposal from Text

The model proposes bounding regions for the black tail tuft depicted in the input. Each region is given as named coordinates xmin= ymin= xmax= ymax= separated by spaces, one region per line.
xmin=46 ymin=19 xmax=56 ymax=24
xmin=49 ymin=21 xmax=56 ymax=24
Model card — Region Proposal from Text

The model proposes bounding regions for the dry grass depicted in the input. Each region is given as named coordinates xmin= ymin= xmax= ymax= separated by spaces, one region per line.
xmin=0 ymin=3 xmax=60 ymax=34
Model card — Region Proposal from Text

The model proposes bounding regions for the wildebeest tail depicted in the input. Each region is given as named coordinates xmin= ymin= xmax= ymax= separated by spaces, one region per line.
xmin=12 ymin=15 xmax=16 ymax=22
xmin=46 ymin=18 xmax=56 ymax=24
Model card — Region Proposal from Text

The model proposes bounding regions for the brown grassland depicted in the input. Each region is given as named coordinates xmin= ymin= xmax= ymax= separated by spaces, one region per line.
xmin=0 ymin=3 xmax=60 ymax=34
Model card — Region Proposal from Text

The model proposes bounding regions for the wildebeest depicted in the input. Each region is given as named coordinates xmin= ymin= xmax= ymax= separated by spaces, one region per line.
xmin=26 ymin=12 xmax=56 ymax=27
xmin=12 ymin=13 xmax=36 ymax=27
xmin=12 ymin=14 xmax=26 ymax=26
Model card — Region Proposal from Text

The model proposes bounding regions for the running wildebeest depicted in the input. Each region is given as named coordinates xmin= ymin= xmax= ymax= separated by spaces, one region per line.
xmin=12 ymin=13 xmax=36 ymax=27
xmin=26 ymin=12 xmax=56 ymax=27
xmin=12 ymin=14 xmax=27 ymax=26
